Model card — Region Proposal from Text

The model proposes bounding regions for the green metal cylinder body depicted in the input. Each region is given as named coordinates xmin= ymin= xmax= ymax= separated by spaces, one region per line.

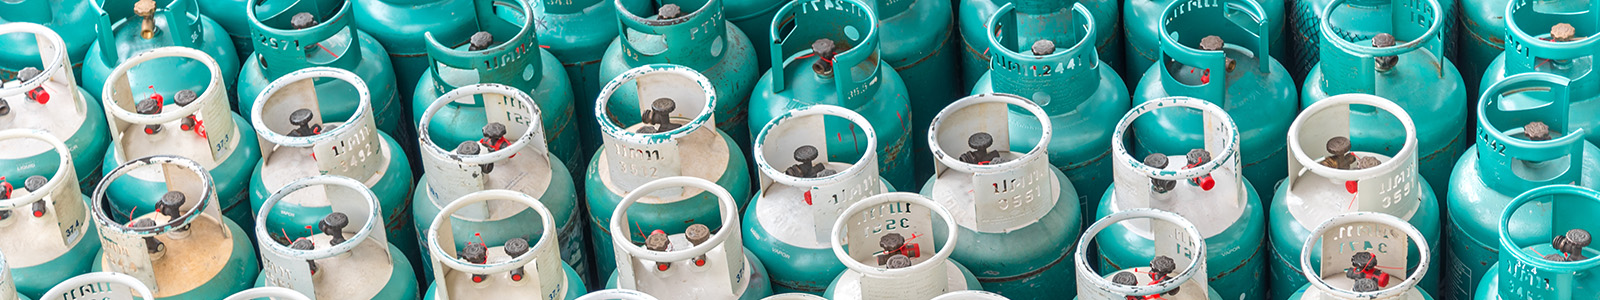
xmin=959 ymin=0 xmax=1120 ymax=89
xmin=871 ymin=0 xmax=960 ymax=186
xmin=1123 ymin=0 xmax=1286 ymax=86
xmin=352 ymin=0 xmax=475 ymax=102
xmin=540 ymin=0 xmax=650 ymax=156
xmin=1469 ymin=185 xmax=1600 ymax=300
xmin=0 ymin=23 xmax=109 ymax=193
xmin=722 ymin=0 xmax=785 ymax=72
xmin=195 ymin=0 xmax=251 ymax=63
xmin=0 ymin=0 xmax=98 ymax=82
xmin=1476 ymin=0 xmax=1600 ymax=147
xmin=82 ymin=0 xmax=242 ymax=105
xmin=1288 ymin=0 xmax=1457 ymax=79
xmin=1456 ymin=0 xmax=1510 ymax=99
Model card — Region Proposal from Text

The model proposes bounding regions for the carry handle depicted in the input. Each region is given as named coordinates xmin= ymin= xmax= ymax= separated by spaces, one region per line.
xmin=766 ymin=0 xmax=881 ymax=107
xmin=985 ymin=3 xmax=1099 ymax=106
xmin=616 ymin=0 xmax=727 ymax=69
xmin=249 ymin=0 xmax=364 ymax=78
xmin=423 ymin=0 xmax=541 ymax=96
xmin=1317 ymin=0 xmax=1444 ymax=95
xmin=1157 ymin=0 xmax=1270 ymax=101
xmin=1476 ymin=73 xmax=1585 ymax=196
xmin=1495 ymin=185 xmax=1600 ymax=300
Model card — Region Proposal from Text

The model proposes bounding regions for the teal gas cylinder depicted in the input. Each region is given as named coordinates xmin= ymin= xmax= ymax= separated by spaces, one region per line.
xmin=970 ymin=3 xmax=1129 ymax=216
xmin=40 ymin=272 xmax=155 ymax=300
xmin=1096 ymin=97 xmax=1266 ymax=300
xmin=238 ymin=0 xmax=410 ymax=161
xmin=1477 ymin=0 xmax=1600 ymax=146
xmin=603 ymin=177 xmax=773 ymax=300
xmin=351 ymin=0 xmax=473 ymax=100
xmin=82 ymin=0 xmax=241 ymax=105
xmin=423 ymin=189 xmax=587 ymax=299
xmin=225 ymin=287 xmax=310 ymax=300
xmin=867 ymin=0 xmax=960 ymax=184
xmin=540 ymin=0 xmax=648 ymax=156
xmin=0 ymin=129 xmax=101 ymax=299
xmin=1123 ymin=0 xmax=1285 ymax=86
xmin=1300 ymin=0 xmax=1466 ymax=201
xmin=1472 ymin=185 xmax=1600 ymax=299
xmin=194 ymin=0 xmax=250 ymax=63
xmin=251 ymin=176 xmax=419 ymax=299
xmin=919 ymin=93 xmax=1081 ymax=299
xmin=410 ymin=0 xmax=580 ymax=177
xmin=0 ymin=23 xmax=109 ymax=191
xmin=413 ymin=84 xmax=585 ymax=282
xmin=1270 ymin=94 xmax=1443 ymax=300
xmin=1130 ymin=0 xmax=1296 ymax=200
xmin=0 ymin=0 xmax=97 ymax=82
xmin=1285 ymin=212 xmax=1435 ymax=300
xmin=97 ymin=47 xmax=260 ymax=235
xmin=89 ymin=156 xmax=260 ymax=299
xmin=597 ymin=0 xmax=757 ymax=152
xmin=724 ymin=0 xmax=783 ymax=72
xmin=247 ymin=67 xmax=417 ymax=267
xmin=1288 ymin=0 xmax=1457 ymax=80
xmin=586 ymin=64 xmax=751 ymax=278
xmin=960 ymin=0 xmax=1120 ymax=89
xmin=748 ymin=0 xmax=913 ymax=190
xmin=578 ymin=289 xmax=658 ymax=300
xmin=743 ymin=105 xmax=892 ymax=295
xmin=1442 ymin=73 xmax=1600 ymax=300
xmin=821 ymin=192 xmax=982 ymax=300
xmin=1076 ymin=209 xmax=1223 ymax=300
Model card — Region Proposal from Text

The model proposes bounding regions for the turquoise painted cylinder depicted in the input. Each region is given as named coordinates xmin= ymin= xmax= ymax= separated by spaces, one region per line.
xmin=409 ymin=0 xmax=580 ymax=179
xmin=604 ymin=177 xmax=772 ymax=300
xmin=82 ymin=0 xmax=241 ymax=106
xmin=585 ymin=65 xmax=752 ymax=279
xmin=1442 ymin=73 xmax=1600 ymax=300
xmin=868 ymin=0 xmax=960 ymax=186
xmin=412 ymin=84 xmax=586 ymax=283
xmin=743 ymin=105 xmax=892 ymax=295
xmin=1477 ymin=0 xmax=1600 ymax=147
xmin=250 ymin=175 xmax=419 ymax=300
xmin=539 ymin=0 xmax=650 ymax=156
xmin=246 ymin=67 xmax=417 ymax=270
xmin=599 ymin=0 xmax=758 ymax=152
xmin=1269 ymin=94 xmax=1442 ymax=300
xmin=0 ymin=0 xmax=98 ymax=83
xmin=1076 ymin=209 xmax=1223 ymax=300
xmin=97 ymin=47 xmax=261 ymax=238
xmin=959 ymin=0 xmax=1120 ymax=89
xmin=195 ymin=0 xmax=251 ymax=63
xmin=1123 ymin=0 xmax=1286 ymax=86
xmin=1095 ymin=98 xmax=1267 ymax=300
xmin=970 ymin=3 xmax=1129 ymax=220
xmin=1470 ymin=185 xmax=1600 ymax=300
xmin=0 ymin=23 xmax=109 ymax=193
xmin=238 ymin=0 xmax=411 ymax=164
xmin=1131 ymin=0 xmax=1296 ymax=201
xmin=1300 ymin=0 xmax=1467 ymax=201
xmin=723 ymin=0 xmax=785 ymax=72
xmin=0 ymin=129 xmax=102 ymax=299
xmin=1284 ymin=213 xmax=1435 ymax=300
xmin=920 ymin=93 xmax=1081 ymax=299
xmin=748 ymin=0 xmax=913 ymax=191
xmin=821 ymin=193 xmax=982 ymax=300
xmin=351 ymin=0 xmax=474 ymax=101
xmin=1455 ymin=0 xmax=1510 ymax=99
xmin=89 ymin=156 xmax=261 ymax=299
xmin=422 ymin=189 xmax=588 ymax=300
xmin=1288 ymin=0 xmax=1457 ymax=79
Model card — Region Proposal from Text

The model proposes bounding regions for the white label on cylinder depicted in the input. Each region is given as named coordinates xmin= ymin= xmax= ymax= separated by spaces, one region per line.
xmin=260 ymin=245 xmax=317 ymax=299
xmin=313 ymin=109 xmax=383 ymax=182
xmin=1318 ymin=221 xmax=1409 ymax=280
xmin=53 ymin=281 xmax=135 ymax=300
xmin=97 ymin=228 xmax=155 ymax=293
xmin=1355 ymin=157 xmax=1419 ymax=216
xmin=0 ymin=259 xmax=12 ymax=300
xmin=483 ymin=92 xmax=537 ymax=144
xmin=603 ymin=133 xmax=683 ymax=197
xmin=48 ymin=175 xmax=88 ymax=246
xmin=196 ymin=84 xmax=237 ymax=161
xmin=972 ymin=156 xmax=1056 ymax=232
xmin=534 ymin=234 xmax=566 ymax=300
xmin=421 ymin=148 xmax=487 ymax=209
xmin=847 ymin=201 xmax=945 ymax=300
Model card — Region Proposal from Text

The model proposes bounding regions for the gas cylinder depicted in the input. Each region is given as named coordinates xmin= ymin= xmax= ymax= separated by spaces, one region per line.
xmin=351 ymin=0 xmax=473 ymax=100
xmin=1270 ymin=94 xmax=1442 ymax=300
xmin=97 ymin=47 xmax=261 ymax=237
xmin=40 ymin=272 xmax=154 ymax=300
xmin=0 ymin=0 xmax=97 ymax=82
xmin=1096 ymin=97 xmax=1267 ymax=300
xmin=252 ymin=175 xmax=419 ymax=299
xmin=866 ymin=0 xmax=960 ymax=184
xmin=960 ymin=0 xmax=1120 ymax=88
xmin=539 ymin=0 xmax=648 ymax=156
xmin=0 ymin=129 xmax=101 ymax=299
xmin=749 ymin=0 xmax=913 ymax=190
xmin=0 ymin=23 xmax=109 ymax=191
xmin=1288 ymin=0 xmax=1457 ymax=79
xmin=194 ymin=0 xmax=250 ymax=63
xmin=1129 ymin=0 xmax=1296 ymax=200
xmin=744 ymin=105 xmax=892 ymax=295
xmin=1285 ymin=212 xmax=1434 ymax=300
xmin=919 ymin=93 xmax=1080 ymax=299
xmin=724 ymin=0 xmax=783 ymax=72
xmin=1477 ymin=0 xmax=1600 ymax=146
xmin=603 ymin=177 xmax=773 ymax=299
xmin=1076 ymin=209 xmax=1224 ymax=300
xmin=89 ymin=156 xmax=260 ymax=299
xmin=586 ymin=64 xmax=751 ymax=278
xmin=1458 ymin=0 xmax=1561 ymax=96
xmin=577 ymin=289 xmax=659 ymax=300
xmin=238 ymin=0 xmax=410 ymax=161
xmin=1123 ymin=0 xmax=1285 ymax=86
xmin=409 ymin=0 xmax=580 ymax=177
xmin=413 ymin=84 xmax=585 ymax=282
xmin=970 ymin=3 xmax=1129 ymax=217
xmin=1472 ymin=185 xmax=1600 ymax=299
xmin=1442 ymin=73 xmax=1600 ymax=300
xmin=821 ymin=192 xmax=982 ymax=299
xmin=82 ymin=0 xmax=241 ymax=105
xmin=225 ymin=287 xmax=310 ymax=300
xmin=422 ymin=189 xmax=588 ymax=299
xmin=248 ymin=67 xmax=417 ymax=267
xmin=1300 ymin=0 xmax=1466 ymax=201
xmin=597 ymin=0 xmax=757 ymax=151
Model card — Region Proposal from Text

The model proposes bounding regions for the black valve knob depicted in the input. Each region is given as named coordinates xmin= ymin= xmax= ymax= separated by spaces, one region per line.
xmin=320 ymin=213 xmax=348 ymax=245
xmin=469 ymin=31 xmax=494 ymax=51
